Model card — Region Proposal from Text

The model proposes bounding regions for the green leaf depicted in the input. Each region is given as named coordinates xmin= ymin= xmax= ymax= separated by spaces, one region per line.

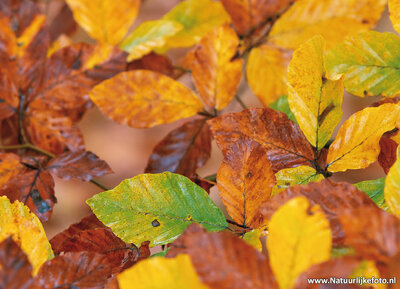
xmin=120 ymin=20 xmax=183 ymax=61
xmin=269 ymin=95 xmax=297 ymax=124
xmin=87 ymin=172 xmax=228 ymax=247
xmin=325 ymin=31 xmax=400 ymax=97
xmin=355 ymin=178 xmax=388 ymax=211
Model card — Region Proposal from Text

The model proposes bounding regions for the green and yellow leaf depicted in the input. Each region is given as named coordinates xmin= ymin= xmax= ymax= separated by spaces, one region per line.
xmin=385 ymin=148 xmax=400 ymax=218
xmin=242 ymin=229 xmax=264 ymax=251
xmin=355 ymin=178 xmax=388 ymax=210
xmin=269 ymin=95 xmax=297 ymax=123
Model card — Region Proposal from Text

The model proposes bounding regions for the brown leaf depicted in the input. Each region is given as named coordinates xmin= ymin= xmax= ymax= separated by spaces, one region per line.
xmin=379 ymin=136 xmax=398 ymax=174
xmin=191 ymin=176 xmax=215 ymax=194
xmin=208 ymin=108 xmax=315 ymax=172
xmin=0 ymin=237 xmax=34 ymax=289
xmin=145 ymin=119 xmax=212 ymax=178
xmin=47 ymin=151 xmax=113 ymax=182
xmin=167 ymin=224 xmax=278 ymax=289
xmin=48 ymin=2 xmax=77 ymax=42
xmin=387 ymin=253 xmax=400 ymax=287
xmin=339 ymin=207 xmax=400 ymax=263
xmin=34 ymin=252 xmax=112 ymax=288
xmin=260 ymin=179 xmax=379 ymax=245
xmin=220 ymin=0 xmax=295 ymax=36
xmin=294 ymin=257 xmax=362 ymax=289
xmin=217 ymin=138 xmax=275 ymax=228
xmin=126 ymin=52 xmax=175 ymax=77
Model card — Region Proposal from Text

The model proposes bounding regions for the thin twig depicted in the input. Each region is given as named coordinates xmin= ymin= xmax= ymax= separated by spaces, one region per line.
xmin=227 ymin=219 xmax=251 ymax=230
xmin=234 ymin=94 xmax=247 ymax=110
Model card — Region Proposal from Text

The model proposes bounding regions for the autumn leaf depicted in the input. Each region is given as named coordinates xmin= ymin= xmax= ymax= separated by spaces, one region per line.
xmin=120 ymin=20 xmax=183 ymax=62
xmin=0 ymin=196 xmax=53 ymax=275
xmin=287 ymin=35 xmax=344 ymax=150
xmin=208 ymin=108 xmax=315 ymax=172
xmin=269 ymin=0 xmax=387 ymax=50
xmin=355 ymin=178 xmax=388 ymax=210
xmin=89 ymin=70 xmax=204 ymax=128
xmin=65 ymin=0 xmax=140 ymax=45
xmin=261 ymin=180 xmax=378 ymax=245
xmin=325 ymin=31 xmax=400 ymax=98
xmin=220 ymin=0 xmax=295 ymax=36
xmin=217 ymin=139 xmax=276 ymax=228
xmin=145 ymin=118 xmax=212 ymax=178
xmin=34 ymin=252 xmax=112 ymax=288
xmin=160 ymin=0 xmax=230 ymax=49
xmin=385 ymin=152 xmax=400 ymax=218
xmin=184 ymin=24 xmax=243 ymax=111
xmin=379 ymin=136 xmax=399 ymax=174
xmin=272 ymin=166 xmax=324 ymax=196
xmin=0 ymin=237 xmax=35 ymax=289
xmin=126 ymin=52 xmax=175 ymax=77
xmin=242 ymin=229 xmax=264 ymax=251
xmin=267 ymin=197 xmax=332 ymax=289
xmin=390 ymin=0 xmax=400 ymax=34
xmin=326 ymin=104 xmax=400 ymax=172
xmin=47 ymin=151 xmax=113 ymax=182
xmin=247 ymin=45 xmax=291 ymax=106
xmin=47 ymin=2 xmax=77 ymax=42
xmin=87 ymin=172 xmax=228 ymax=247
xmin=168 ymin=224 xmax=278 ymax=289
xmin=350 ymin=261 xmax=385 ymax=289
xmin=269 ymin=95 xmax=297 ymax=123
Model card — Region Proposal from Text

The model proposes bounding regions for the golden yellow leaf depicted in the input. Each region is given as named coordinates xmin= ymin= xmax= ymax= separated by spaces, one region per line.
xmin=118 ymin=254 xmax=210 ymax=289
xmin=0 ymin=196 xmax=53 ymax=275
xmin=267 ymin=196 xmax=332 ymax=289
xmin=287 ymin=35 xmax=344 ymax=150
xmin=269 ymin=0 xmax=386 ymax=50
xmin=350 ymin=260 xmax=386 ymax=289
xmin=272 ymin=166 xmax=324 ymax=196
xmin=242 ymin=229 xmax=264 ymax=251
xmin=385 ymin=147 xmax=400 ymax=218
xmin=89 ymin=70 xmax=204 ymax=128
xmin=65 ymin=0 xmax=140 ymax=45
xmin=47 ymin=34 xmax=73 ymax=57
xmin=389 ymin=0 xmax=400 ymax=34
xmin=184 ymin=24 xmax=243 ymax=111
xmin=17 ymin=14 xmax=46 ymax=58
xmin=246 ymin=44 xmax=291 ymax=106
xmin=327 ymin=104 xmax=400 ymax=173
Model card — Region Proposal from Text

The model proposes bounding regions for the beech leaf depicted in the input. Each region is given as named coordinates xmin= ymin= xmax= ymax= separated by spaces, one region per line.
xmin=389 ymin=0 xmax=400 ymax=34
xmin=355 ymin=178 xmax=388 ymax=210
xmin=385 ymin=152 xmax=400 ymax=218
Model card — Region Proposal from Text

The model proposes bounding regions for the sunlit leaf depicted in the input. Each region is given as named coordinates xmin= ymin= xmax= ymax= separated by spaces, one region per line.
xmin=242 ymin=229 xmax=264 ymax=251
xmin=267 ymin=197 xmax=332 ymax=289
xmin=355 ymin=178 xmax=388 ymax=210
xmin=89 ymin=70 xmax=204 ymax=128
xmin=247 ymin=44 xmax=291 ymax=106
xmin=325 ymin=31 xmax=400 ymax=97
xmin=184 ymin=24 xmax=243 ymax=110
xmin=287 ymin=35 xmax=344 ymax=150
xmin=87 ymin=172 xmax=228 ymax=247
xmin=0 ymin=196 xmax=53 ymax=275
xmin=65 ymin=0 xmax=140 ymax=45
xmin=385 ymin=151 xmax=400 ymax=218
xmin=327 ymin=104 xmax=400 ymax=172
xmin=269 ymin=0 xmax=387 ymax=49
xmin=120 ymin=20 xmax=183 ymax=62
xmin=118 ymin=254 xmax=209 ymax=289
xmin=389 ymin=0 xmax=400 ymax=34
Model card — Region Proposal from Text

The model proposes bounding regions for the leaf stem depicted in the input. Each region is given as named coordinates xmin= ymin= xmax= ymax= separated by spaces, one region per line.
xmin=234 ymin=94 xmax=247 ymax=110
xmin=227 ymin=219 xmax=252 ymax=230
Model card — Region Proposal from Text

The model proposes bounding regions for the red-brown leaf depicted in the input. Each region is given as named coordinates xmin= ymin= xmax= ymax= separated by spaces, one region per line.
xmin=379 ymin=136 xmax=398 ymax=174
xmin=126 ymin=52 xmax=175 ymax=77
xmin=167 ymin=224 xmax=278 ymax=289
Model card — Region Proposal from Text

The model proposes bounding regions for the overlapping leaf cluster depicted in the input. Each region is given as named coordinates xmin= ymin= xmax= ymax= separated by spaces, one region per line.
xmin=2 ymin=0 xmax=400 ymax=288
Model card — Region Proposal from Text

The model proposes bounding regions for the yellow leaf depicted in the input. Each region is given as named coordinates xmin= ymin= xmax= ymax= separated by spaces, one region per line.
xmin=161 ymin=0 xmax=230 ymax=49
xmin=65 ymin=0 xmax=140 ymax=45
xmin=287 ymin=35 xmax=344 ymax=150
xmin=118 ymin=254 xmax=210 ymax=289
xmin=272 ymin=166 xmax=324 ymax=196
xmin=17 ymin=14 xmax=46 ymax=58
xmin=0 ymin=196 xmax=53 ymax=275
xmin=246 ymin=44 xmax=291 ymax=106
xmin=267 ymin=197 xmax=332 ymax=289
xmin=120 ymin=20 xmax=183 ymax=62
xmin=385 ymin=147 xmax=400 ymax=218
xmin=327 ymin=104 xmax=400 ymax=173
xmin=269 ymin=0 xmax=387 ymax=50
xmin=89 ymin=70 xmax=204 ymax=128
xmin=242 ymin=229 xmax=264 ymax=251
xmin=47 ymin=34 xmax=72 ymax=57
xmin=184 ymin=24 xmax=243 ymax=111
xmin=389 ymin=0 xmax=400 ymax=34
xmin=350 ymin=260 xmax=386 ymax=289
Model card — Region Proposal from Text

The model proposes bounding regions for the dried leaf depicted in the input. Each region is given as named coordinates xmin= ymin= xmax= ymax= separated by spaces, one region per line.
xmin=34 ymin=252 xmax=112 ymax=288
xmin=379 ymin=137 xmax=399 ymax=174
xmin=355 ymin=178 xmax=388 ymax=210
xmin=267 ymin=197 xmax=332 ymax=289
xmin=145 ymin=119 xmax=212 ymax=178
xmin=87 ymin=172 xmax=228 ymax=247
xmin=208 ymin=108 xmax=315 ymax=172
xmin=261 ymin=179 xmax=378 ymax=245
xmin=47 ymin=150 xmax=113 ymax=182
xmin=385 ymin=152 xmax=400 ymax=218
xmin=65 ymin=0 xmax=140 ymax=45
xmin=325 ymin=32 xmax=400 ymax=98
xmin=327 ymin=104 xmax=400 ymax=172
xmin=269 ymin=0 xmax=386 ymax=49
xmin=126 ymin=52 xmax=175 ymax=77
xmin=247 ymin=44 xmax=291 ymax=106
xmin=390 ymin=0 xmax=400 ymax=34
xmin=287 ymin=35 xmax=344 ymax=150
xmin=0 ymin=196 xmax=53 ymax=275
xmin=217 ymin=139 xmax=276 ymax=228
xmin=118 ymin=254 xmax=209 ymax=289
xmin=48 ymin=3 xmax=77 ymax=42
xmin=168 ymin=224 xmax=278 ymax=289
xmin=89 ymin=70 xmax=204 ymax=128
